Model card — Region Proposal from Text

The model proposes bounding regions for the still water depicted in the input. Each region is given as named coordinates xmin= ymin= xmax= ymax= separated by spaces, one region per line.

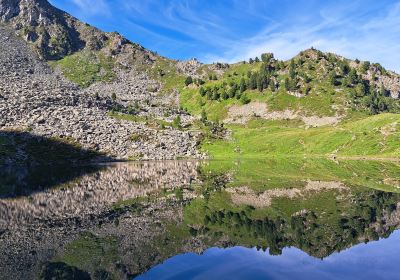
xmin=1 ymin=159 xmax=400 ymax=279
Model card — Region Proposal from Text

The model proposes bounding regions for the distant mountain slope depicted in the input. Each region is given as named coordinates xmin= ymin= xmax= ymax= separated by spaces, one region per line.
xmin=180 ymin=49 xmax=400 ymax=123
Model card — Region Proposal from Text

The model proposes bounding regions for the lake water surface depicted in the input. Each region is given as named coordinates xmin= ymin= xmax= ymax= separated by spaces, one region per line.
xmin=1 ymin=159 xmax=400 ymax=279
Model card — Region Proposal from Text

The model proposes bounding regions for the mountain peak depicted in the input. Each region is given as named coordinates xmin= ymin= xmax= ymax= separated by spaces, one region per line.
xmin=0 ymin=0 xmax=54 ymax=23
xmin=0 ymin=0 xmax=154 ymax=62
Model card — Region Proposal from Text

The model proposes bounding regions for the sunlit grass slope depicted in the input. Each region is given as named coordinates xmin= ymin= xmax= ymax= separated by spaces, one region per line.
xmin=202 ymin=113 xmax=400 ymax=159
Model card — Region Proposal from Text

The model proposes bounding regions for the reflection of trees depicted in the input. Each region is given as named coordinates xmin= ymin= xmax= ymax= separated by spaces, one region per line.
xmin=199 ymin=190 xmax=400 ymax=258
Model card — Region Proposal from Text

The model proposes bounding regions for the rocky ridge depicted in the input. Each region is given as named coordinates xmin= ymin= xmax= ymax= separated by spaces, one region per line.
xmin=0 ymin=0 xmax=155 ymax=62
xmin=0 ymin=25 xmax=204 ymax=160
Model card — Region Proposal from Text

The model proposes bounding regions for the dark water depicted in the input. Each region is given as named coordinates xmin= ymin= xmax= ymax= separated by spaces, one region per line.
xmin=1 ymin=159 xmax=400 ymax=280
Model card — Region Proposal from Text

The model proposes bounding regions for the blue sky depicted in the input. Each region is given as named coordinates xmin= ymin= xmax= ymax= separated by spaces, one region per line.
xmin=49 ymin=0 xmax=400 ymax=72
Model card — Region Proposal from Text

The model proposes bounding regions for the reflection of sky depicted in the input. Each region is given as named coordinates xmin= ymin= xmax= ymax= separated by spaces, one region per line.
xmin=135 ymin=230 xmax=400 ymax=280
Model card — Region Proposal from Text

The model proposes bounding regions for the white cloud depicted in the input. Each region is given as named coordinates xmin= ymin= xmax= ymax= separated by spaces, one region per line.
xmin=201 ymin=1 xmax=400 ymax=73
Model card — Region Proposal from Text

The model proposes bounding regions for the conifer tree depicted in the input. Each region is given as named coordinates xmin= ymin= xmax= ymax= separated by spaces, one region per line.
xmin=289 ymin=60 xmax=296 ymax=80
xmin=239 ymin=78 xmax=246 ymax=93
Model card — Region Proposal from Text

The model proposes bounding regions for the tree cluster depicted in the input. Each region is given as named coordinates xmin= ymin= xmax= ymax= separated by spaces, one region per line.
xmin=198 ymin=57 xmax=280 ymax=103
xmin=185 ymin=76 xmax=205 ymax=86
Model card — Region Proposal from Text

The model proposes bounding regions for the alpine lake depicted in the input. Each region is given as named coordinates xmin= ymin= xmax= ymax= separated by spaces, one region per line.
xmin=1 ymin=158 xmax=400 ymax=280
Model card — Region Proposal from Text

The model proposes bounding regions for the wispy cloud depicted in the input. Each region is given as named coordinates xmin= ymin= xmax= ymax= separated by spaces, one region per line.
xmin=70 ymin=0 xmax=111 ymax=17
xmin=50 ymin=0 xmax=400 ymax=72
xmin=201 ymin=0 xmax=400 ymax=73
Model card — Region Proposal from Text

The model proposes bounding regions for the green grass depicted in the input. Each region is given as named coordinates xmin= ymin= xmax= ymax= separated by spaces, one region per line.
xmin=147 ymin=57 xmax=186 ymax=94
xmin=56 ymin=232 xmax=119 ymax=278
xmin=202 ymin=158 xmax=400 ymax=193
xmin=202 ymin=113 xmax=400 ymax=159
xmin=50 ymin=51 xmax=116 ymax=87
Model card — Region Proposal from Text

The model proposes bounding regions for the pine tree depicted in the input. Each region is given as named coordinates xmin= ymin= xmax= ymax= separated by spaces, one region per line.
xmin=199 ymin=87 xmax=206 ymax=96
xmin=185 ymin=76 xmax=193 ymax=86
xmin=213 ymin=91 xmax=220 ymax=100
xmin=249 ymin=73 xmax=257 ymax=90
xmin=257 ymin=75 xmax=264 ymax=92
xmin=229 ymin=84 xmax=237 ymax=98
xmin=239 ymin=78 xmax=246 ymax=93
xmin=289 ymin=60 xmax=296 ymax=80
xmin=379 ymin=84 xmax=389 ymax=97
xmin=361 ymin=61 xmax=370 ymax=73
xmin=348 ymin=69 xmax=358 ymax=85
xmin=284 ymin=77 xmax=290 ymax=91
xmin=269 ymin=80 xmax=275 ymax=92
xmin=261 ymin=53 xmax=273 ymax=63
xmin=222 ymin=89 xmax=229 ymax=100
xmin=355 ymin=83 xmax=367 ymax=97
xmin=207 ymin=90 xmax=212 ymax=100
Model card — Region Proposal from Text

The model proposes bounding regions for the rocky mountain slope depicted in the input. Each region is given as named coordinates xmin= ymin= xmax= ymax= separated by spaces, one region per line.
xmin=0 ymin=0 xmax=155 ymax=61
xmin=0 ymin=0 xmax=204 ymax=161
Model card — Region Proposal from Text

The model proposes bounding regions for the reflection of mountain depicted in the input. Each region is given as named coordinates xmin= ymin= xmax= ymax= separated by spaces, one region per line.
xmin=0 ymin=164 xmax=102 ymax=198
xmin=184 ymin=166 xmax=400 ymax=258
xmin=1 ymin=160 xmax=400 ymax=279
xmin=0 ymin=161 xmax=199 ymax=230
xmin=187 ymin=187 xmax=400 ymax=258
xmin=0 ymin=161 xmax=199 ymax=280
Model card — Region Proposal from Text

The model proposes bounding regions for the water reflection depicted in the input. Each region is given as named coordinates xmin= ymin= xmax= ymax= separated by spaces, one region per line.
xmin=0 ymin=164 xmax=102 ymax=198
xmin=0 ymin=159 xmax=400 ymax=280
xmin=137 ymin=231 xmax=400 ymax=280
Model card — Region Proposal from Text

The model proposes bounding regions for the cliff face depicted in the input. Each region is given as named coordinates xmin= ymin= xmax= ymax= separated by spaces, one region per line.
xmin=0 ymin=0 xmax=155 ymax=62
xmin=1 ymin=0 xmax=87 ymax=59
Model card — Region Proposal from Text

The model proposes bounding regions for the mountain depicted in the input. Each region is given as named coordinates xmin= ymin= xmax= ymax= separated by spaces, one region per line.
xmin=0 ymin=0 xmax=155 ymax=60
xmin=0 ymin=0 xmax=399 ymax=162
xmin=0 ymin=0 xmax=203 ymax=163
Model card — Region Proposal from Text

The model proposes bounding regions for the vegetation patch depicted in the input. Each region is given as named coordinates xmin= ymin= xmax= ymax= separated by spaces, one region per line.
xmin=56 ymin=232 xmax=119 ymax=279
xmin=51 ymin=51 xmax=116 ymax=87
xmin=201 ymin=113 xmax=400 ymax=159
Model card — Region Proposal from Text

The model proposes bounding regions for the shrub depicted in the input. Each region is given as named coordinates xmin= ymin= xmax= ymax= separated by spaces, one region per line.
xmin=173 ymin=116 xmax=182 ymax=129
xmin=184 ymin=76 xmax=193 ymax=86
xmin=240 ymin=94 xmax=251 ymax=105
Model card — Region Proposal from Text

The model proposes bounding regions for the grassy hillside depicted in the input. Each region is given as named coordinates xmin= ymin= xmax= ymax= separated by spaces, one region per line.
xmin=202 ymin=113 xmax=400 ymax=159
xmin=180 ymin=49 xmax=400 ymax=121
xmin=175 ymin=50 xmax=400 ymax=159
